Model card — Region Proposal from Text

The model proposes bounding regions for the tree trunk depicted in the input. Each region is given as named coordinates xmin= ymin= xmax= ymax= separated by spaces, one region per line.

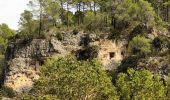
xmin=39 ymin=3 xmax=42 ymax=37
xmin=78 ymin=3 xmax=81 ymax=25
xmin=166 ymin=5 xmax=169 ymax=22
xmin=67 ymin=2 xmax=69 ymax=27
xmin=94 ymin=1 xmax=96 ymax=15
xmin=60 ymin=1 xmax=64 ymax=23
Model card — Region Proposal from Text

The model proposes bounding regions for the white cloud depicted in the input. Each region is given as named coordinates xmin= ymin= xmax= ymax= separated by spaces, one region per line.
xmin=0 ymin=0 xmax=29 ymax=30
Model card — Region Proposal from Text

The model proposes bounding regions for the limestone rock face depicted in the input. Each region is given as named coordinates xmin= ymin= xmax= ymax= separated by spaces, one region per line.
xmin=4 ymin=32 xmax=127 ymax=93
xmin=95 ymin=39 xmax=127 ymax=70
xmin=137 ymin=57 xmax=170 ymax=79
xmin=4 ymin=39 xmax=66 ymax=93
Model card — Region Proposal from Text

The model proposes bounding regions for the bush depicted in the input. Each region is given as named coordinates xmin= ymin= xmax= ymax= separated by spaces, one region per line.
xmin=0 ymin=86 xmax=16 ymax=98
xmin=116 ymin=69 xmax=166 ymax=100
xmin=28 ymin=56 xmax=118 ymax=100
xmin=129 ymin=35 xmax=151 ymax=56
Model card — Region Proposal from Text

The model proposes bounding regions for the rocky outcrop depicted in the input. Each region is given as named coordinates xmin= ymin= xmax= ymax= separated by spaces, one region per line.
xmin=3 ymin=31 xmax=86 ymax=93
xmin=137 ymin=56 xmax=170 ymax=80
xmin=91 ymin=39 xmax=127 ymax=70
xmin=4 ymin=39 xmax=66 ymax=93
xmin=4 ymin=32 xmax=128 ymax=93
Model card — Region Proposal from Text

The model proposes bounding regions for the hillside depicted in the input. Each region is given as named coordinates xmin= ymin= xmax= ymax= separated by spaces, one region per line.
xmin=0 ymin=0 xmax=170 ymax=99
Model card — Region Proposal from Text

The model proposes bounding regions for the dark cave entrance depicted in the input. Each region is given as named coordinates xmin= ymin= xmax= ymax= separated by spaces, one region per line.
xmin=109 ymin=52 xmax=115 ymax=59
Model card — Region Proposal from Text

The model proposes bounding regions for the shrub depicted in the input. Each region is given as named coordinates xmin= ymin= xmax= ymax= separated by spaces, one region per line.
xmin=28 ymin=56 xmax=118 ymax=100
xmin=0 ymin=86 xmax=16 ymax=98
xmin=167 ymin=74 xmax=170 ymax=98
xmin=116 ymin=69 xmax=166 ymax=100
xmin=129 ymin=35 xmax=151 ymax=56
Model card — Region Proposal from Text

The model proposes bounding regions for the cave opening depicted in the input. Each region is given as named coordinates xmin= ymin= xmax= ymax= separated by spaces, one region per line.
xmin=109 ymin=52 xmax=115 ymax=59
xmin=39 ymin=60 xmax=45 ymax=66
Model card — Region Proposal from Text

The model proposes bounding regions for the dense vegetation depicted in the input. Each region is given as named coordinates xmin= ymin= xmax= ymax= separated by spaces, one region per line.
xmin=0 ymin=24 xmax=15 ymax=84
xmin=0 ymin=0 xmax=170 ymax=99
xmin=16 ymin=56 xmax=118 ymax=100
xmin=11 ymin=56 xmax=169 ymax=100
xmin=16 ymin=0 xmax=170 ymax=37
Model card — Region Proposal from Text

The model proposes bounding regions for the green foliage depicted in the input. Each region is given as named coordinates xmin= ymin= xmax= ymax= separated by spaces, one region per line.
xmin=0 ymin=23 xmax=15 ymax=54
xmin=0 ymin=54 xmax=5 ymax=84
xmin=116 ymin=68 xmax=166 ymax=100
xmin=84 ymin=11 xmax=107 ymax=31
xmin=83 ymin=11 xmax=96 ymax=31
xmin=0 ymin=86 xmax=16 ymax=98
xmin=20 ymin=0 xmax=170 ymax=38
xmin=29 ymin=56 xmax=118 ymax=100
xmin=0 ymin=37 xmax=7 ymax=54
xmin=115 ymin=0 xmax=156 ymax=27
xmin=62 ymin=11 xmax=74 ymax=26
xmin=18 ymin=10 xmax=39 ymax=39
xmin=129 ymin=35 xmax=151 ymax=56
xmin=0 ymin=23 xmax=15 ymax=39
xmin=14 ymin=94 xmax=59 ymax=100
xmin=167 ymin=74 xmax=170 ymax=98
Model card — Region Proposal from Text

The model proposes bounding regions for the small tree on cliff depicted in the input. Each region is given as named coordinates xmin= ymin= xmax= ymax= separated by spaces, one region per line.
xmin=129 ymin=35 xmax=151 ymax=56
xmin=18 ymin=10 xmax=39 ymax=39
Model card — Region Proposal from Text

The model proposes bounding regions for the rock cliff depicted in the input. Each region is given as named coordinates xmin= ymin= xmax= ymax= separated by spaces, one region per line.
xmin=3 ymin=32 xmax=127 ymax=93
xmin=4 ymin=39 xmax=66 ymax=93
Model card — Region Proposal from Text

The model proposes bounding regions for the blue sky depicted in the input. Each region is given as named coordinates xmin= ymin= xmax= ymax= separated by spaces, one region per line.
xmin=0 ymin=0 xmax=28 ymax=30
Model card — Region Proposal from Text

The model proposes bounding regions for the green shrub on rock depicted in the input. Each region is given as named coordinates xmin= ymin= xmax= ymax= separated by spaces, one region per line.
xmin=29 ymin=56 xmax=118 ymax=100
xmin=129 ymin=35 xmax=151 ymax=56
xmin=116 ymin=69 xmax=166 ymax=100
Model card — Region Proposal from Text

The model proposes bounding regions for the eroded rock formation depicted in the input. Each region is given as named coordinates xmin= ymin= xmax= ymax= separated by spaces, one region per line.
xmin=4 ymin=39 xmax=66 ymax=93
xmin=4 ymin=32 xmax=127 ymax=93
xmin=96 ymin=39 xmax=127 ymax=70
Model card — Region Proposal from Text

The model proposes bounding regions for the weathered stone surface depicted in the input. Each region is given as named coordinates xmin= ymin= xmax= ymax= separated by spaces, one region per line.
xmin=95 ymin=39 xmax=127 ymax=70
xmin=2 ymin=97 xmax=11 ymax=100
xmin=137 ymin=57 xmax=170 ymax=79
xmin=4 ymin=39 xmax=66 ymax=93
xmin=4 ymin=32 xmax=128 ymax=93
